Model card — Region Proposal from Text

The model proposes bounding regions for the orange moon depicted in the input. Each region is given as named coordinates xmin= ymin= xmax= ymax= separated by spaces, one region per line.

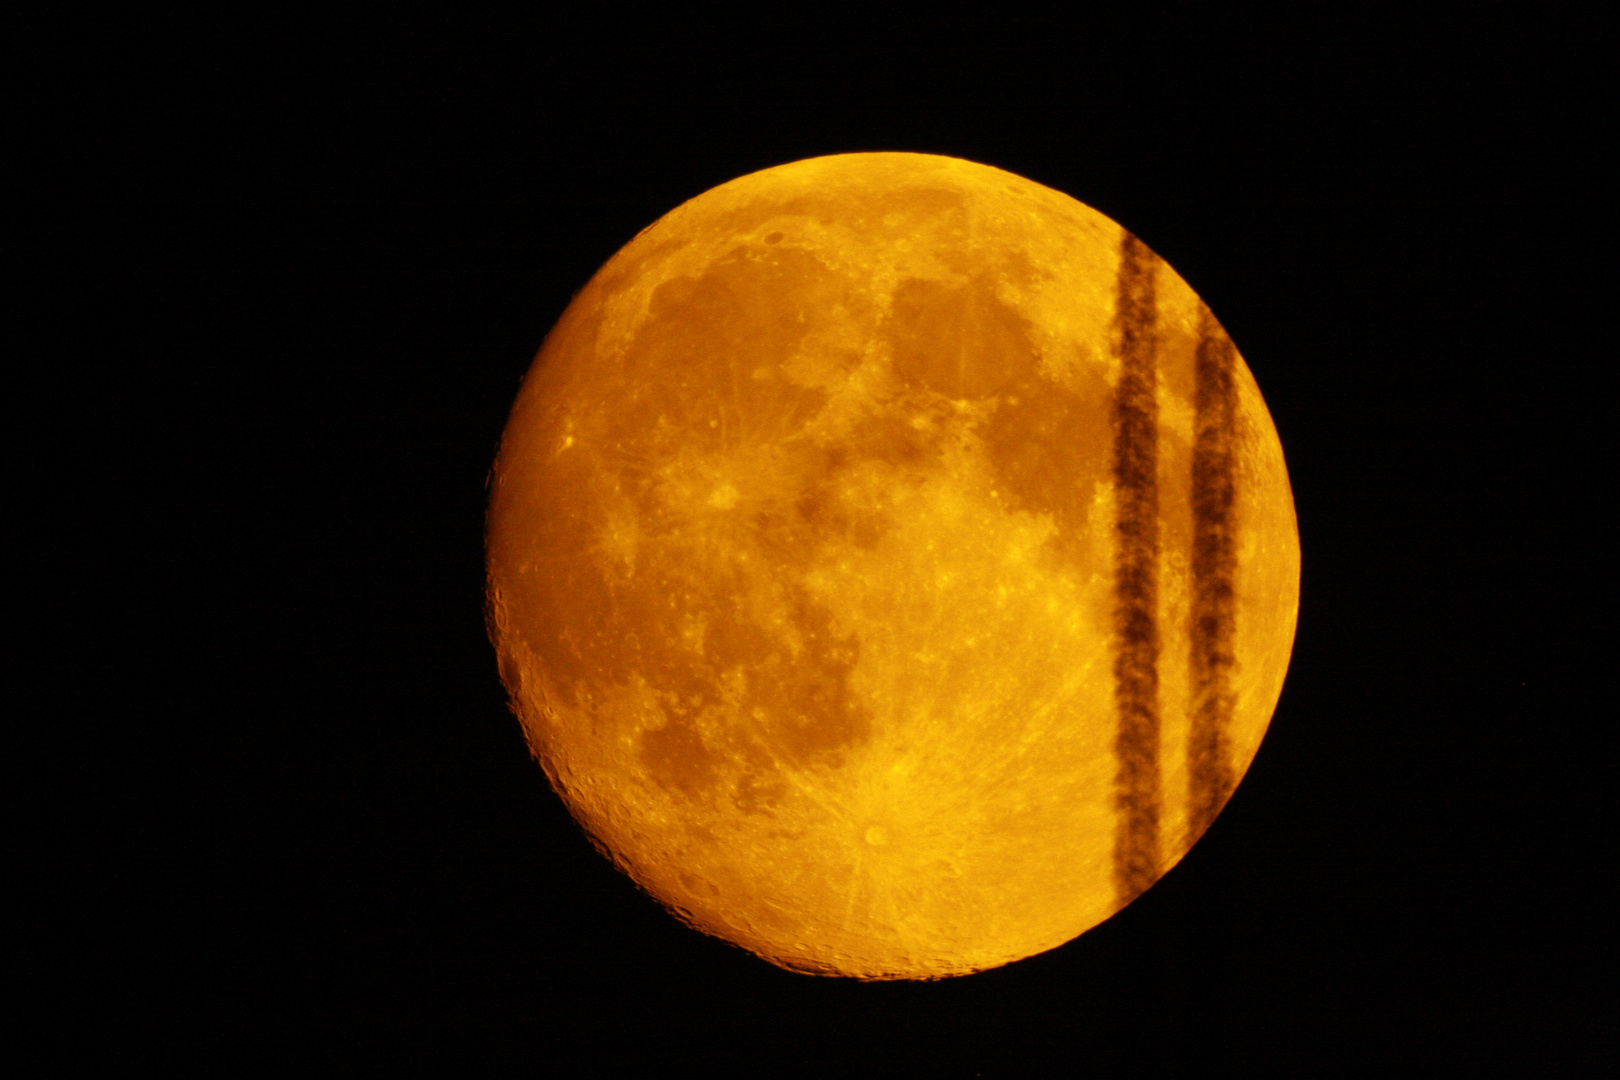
xmin=486 ymin=153 xmax=1298 ymax=980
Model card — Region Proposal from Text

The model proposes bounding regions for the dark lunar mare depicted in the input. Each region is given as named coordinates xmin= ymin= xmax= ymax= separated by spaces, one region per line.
xmin=1110 ymin=233 xmax=1162 ymax=904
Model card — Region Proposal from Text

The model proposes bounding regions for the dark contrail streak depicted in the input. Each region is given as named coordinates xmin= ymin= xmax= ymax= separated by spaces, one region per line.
xmin=1111 ymin=233 xmax=1161 ymax=905
xmin=1188 ymin=306 xmax=1239 ymax=842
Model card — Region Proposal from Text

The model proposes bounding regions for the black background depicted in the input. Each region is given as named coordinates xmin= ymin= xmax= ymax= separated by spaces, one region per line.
xmin=10 ymin=7 xmax=1612 ymax=1074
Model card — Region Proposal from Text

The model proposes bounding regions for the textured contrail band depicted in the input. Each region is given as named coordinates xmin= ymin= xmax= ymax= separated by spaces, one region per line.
xmin=1111 ymin=233 xmax=1161 ymax=904
xmin=1188 ymin=307 xmax=1239 ymax=841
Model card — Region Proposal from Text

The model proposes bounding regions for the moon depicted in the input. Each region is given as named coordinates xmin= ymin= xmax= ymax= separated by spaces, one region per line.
xmin=486 ymin=153 xmax=1299 ymax=980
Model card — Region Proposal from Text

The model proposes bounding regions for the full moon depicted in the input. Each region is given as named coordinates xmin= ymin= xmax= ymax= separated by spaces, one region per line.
xmin=486 ymin=153 xmax=1298 ymax=980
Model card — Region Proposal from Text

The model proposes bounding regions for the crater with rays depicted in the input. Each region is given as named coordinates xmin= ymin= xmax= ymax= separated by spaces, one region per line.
xmin=486 ymin=153 xmax=1299 ymax=980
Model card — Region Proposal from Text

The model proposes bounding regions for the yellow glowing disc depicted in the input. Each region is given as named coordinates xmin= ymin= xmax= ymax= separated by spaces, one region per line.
xmin=486 ymin=153 xmax=1299 ymax=980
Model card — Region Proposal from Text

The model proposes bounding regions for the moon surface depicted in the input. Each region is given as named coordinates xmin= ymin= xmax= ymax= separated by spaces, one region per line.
xmin=486 ymin=153 xmax=1299 ymax=980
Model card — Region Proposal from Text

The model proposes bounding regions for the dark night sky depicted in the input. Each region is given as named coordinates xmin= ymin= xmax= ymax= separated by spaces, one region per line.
xmin=10 ymin=8 xmax=1611 ymax=1073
